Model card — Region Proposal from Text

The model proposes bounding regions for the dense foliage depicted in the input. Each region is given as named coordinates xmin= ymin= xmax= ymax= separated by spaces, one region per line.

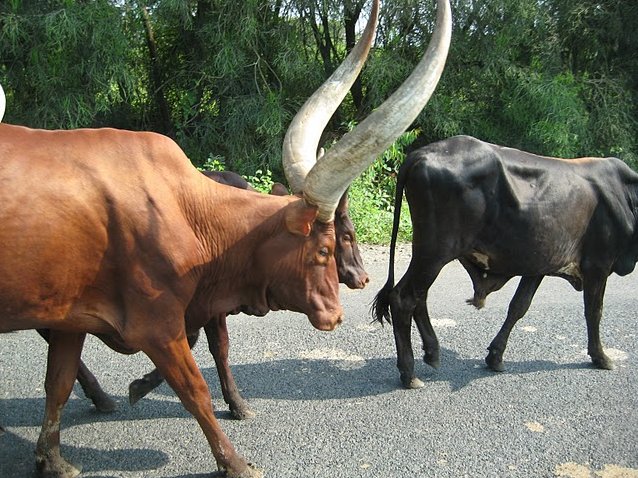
xmin=1 ymin=0 xmax=636 ymax=242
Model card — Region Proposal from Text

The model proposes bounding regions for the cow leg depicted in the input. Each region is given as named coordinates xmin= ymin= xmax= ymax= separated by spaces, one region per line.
xmin=583 ymin=275 xmax=613 ymax=370
xmin=144 ymin=335 xmax=260 ymax=478
xmin=35 ymin=330 xmax=85 ymax=478
xmin=76 ymin=361 xmax=116 ymax=413
xmin=129 ymin=330 xmax=200 ymax=405
xmin=37 ymin=329 xmax=115 ymax=413
xmin=204 ymin=316 xmax=255 ymax=420
xmin=390 ymin=261 xmax=443 ymax=389
xmin=485 ymin=275 xmax=544 ymax=372
xmin=413 ymin=295 xmax=440 ymax=369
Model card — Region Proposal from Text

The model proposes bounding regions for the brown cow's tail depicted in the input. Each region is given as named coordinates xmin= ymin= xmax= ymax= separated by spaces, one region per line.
xmin=371 ymin=158 xmax=411 ymax=324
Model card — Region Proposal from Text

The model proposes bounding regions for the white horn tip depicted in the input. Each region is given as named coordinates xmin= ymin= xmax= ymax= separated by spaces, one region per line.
xmin=0 ymin=84 xmax=5 ymax=122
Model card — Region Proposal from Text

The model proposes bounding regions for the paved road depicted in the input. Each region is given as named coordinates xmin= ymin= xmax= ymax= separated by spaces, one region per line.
xmin=1 ymin=246 xmax=637 ymax=478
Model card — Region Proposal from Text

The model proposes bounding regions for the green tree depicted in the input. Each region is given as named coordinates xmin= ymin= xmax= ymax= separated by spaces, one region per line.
xmin=0 ymin=0 xmax=135 ymax=128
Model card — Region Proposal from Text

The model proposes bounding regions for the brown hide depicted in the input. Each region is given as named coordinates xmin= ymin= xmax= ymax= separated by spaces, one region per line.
xmin=0 ymin=123 xmax=342 ymax=476
xmin=0 ymin=124 xmax=342 ymax=334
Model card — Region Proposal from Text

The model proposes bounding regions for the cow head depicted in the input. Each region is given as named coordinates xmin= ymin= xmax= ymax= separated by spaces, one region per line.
xmin=250 ymin=199 xmax=342 ymax=331
xmin=335 ymin=191 xmax=369 ymax=289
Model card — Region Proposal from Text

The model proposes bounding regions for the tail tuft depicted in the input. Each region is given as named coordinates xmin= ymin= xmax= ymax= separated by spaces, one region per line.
xmin=371 ymin=282 xmax=394 ymax=324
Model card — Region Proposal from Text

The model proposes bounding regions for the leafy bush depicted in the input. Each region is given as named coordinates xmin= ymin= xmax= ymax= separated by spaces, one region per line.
xmin=347 ymin=130 xmax=417 ymax=244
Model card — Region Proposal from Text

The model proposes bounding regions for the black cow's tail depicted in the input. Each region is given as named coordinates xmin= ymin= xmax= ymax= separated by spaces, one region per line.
xmin=371 ymin=158 xmax=411 ymax=324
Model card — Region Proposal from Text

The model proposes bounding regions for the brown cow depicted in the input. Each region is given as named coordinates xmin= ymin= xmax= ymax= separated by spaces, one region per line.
xmin=35 ymin=169 xmax=368 ymax=419
xmin=126 ymin=179 xmax=368 ymax=419
xmin=0 ymin=0 xmax=451 ymax=476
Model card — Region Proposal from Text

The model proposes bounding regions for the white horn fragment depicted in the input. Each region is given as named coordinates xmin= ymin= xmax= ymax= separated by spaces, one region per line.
xmin=0 ymin=84 xmax=5 ymax=122
xmin=301 ymin=0 xmax=452 ymax=222
xmin=283 ymin=0 xmax=380 ymax=195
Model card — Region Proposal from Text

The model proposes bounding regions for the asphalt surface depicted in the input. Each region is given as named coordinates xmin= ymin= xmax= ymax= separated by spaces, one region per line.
xmin=1 ymin=245 xmax=637 ymax=478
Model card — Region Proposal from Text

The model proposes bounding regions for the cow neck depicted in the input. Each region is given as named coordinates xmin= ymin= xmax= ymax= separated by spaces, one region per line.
xmin=180 ymin=179 xmax=296 ymax=317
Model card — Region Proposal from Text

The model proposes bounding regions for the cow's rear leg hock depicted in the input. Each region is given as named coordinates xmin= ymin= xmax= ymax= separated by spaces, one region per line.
xmin=204 ymin=317 xmax=255 ymax=420
xmin=584 ymin=277 xmax=613 ymax=370
xmin=35 ymin=331 xmax=85 ymax=478
xmin=145 ymin=336 xmax=261 ymax=477
xmin=486 ymin=276 xmax=543 ymax=372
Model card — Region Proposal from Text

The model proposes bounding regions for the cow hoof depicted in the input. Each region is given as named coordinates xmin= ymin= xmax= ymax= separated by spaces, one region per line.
xmin=89 ymin=391 xmax=117 ymax=413
xmin=129 ymin=379 xmax=155 ymax=406
xmin=401 ymin=376 xmax=425 ymax=389
xmin=36 ymin=455 xmax=82 ymax=478
xmin=591 ymin=355 xmax=614 ymax=370
xmin=423 ymin=352 xmax=440 ymax=369
xmin=223 ymin=463 xmax=263 ymax=478
xmin=485 ymin=354 xmax=505 ymax=372
xmin=230 ymin=405 xmax=256 ymax=421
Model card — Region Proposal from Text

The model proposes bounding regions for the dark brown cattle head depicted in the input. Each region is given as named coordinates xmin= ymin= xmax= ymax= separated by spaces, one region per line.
xmin=335 ymin=191 xmax=369 ymax=289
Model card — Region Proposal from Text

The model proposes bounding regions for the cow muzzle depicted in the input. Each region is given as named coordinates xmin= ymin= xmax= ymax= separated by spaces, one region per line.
xmin=309 ymin=308 xmax=344 ymax=331
xmin=344 ymin=270 xmax=370 ymax=290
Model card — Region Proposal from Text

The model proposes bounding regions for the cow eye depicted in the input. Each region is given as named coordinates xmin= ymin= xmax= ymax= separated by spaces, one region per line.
xmin=343 ymin=233 xmax=352 ymax=243
xmin=319 ymin=247 xmax=329 ymax=258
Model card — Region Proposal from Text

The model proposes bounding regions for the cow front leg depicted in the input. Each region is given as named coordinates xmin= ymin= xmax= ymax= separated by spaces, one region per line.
xmin=35 ymin=331 xmax=85 ymax=478
xmin=204 ymin=316 xmax=254 ymax=420
xmin=129 ymin=330 xmax=200 ymax=405
xmin=144 ymin=335 xmax=261 ymax=478
xmin=486 ymin=275 xmax=543 ymax=371
xmin=413 ymin=295 xmax=440 ymax=370
xmin=583 ymin=275 xmax=613 ymax=370
xmin=37 ymin=329 xmax=116 ymax=413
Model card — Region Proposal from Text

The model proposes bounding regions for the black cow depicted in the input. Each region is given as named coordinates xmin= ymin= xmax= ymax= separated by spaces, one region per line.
xmin=373 ymin=135 xmax=638 ymax=389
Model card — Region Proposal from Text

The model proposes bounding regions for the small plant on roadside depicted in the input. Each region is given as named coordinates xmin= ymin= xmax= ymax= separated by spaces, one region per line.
xmin=347 ymin=129 xmax=418 ymax=244
xmin=246 ymin=168 xmax=276 ymax=193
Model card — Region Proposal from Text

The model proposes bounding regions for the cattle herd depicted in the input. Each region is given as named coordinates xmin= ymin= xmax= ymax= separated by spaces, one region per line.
xmin=0 ymin=0 xmax=635 ymax=477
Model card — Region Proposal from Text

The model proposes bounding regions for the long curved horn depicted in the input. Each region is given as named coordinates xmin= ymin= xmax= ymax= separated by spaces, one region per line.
xmin=0 ymin=84 xmax=5 ymax=122
xmin=304 ymin=0 xmax=452 ymax=222
xmin=282 ymin=0 xmax=380 ymax=194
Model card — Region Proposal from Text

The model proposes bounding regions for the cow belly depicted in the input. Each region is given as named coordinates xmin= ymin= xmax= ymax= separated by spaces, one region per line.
xmin=465 ymin=249 xmax=581 ymax=280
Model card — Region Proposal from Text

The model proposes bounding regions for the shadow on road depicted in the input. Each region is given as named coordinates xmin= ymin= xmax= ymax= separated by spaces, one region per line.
xmin=1 ymin=349 xmax=593 ymax=430
xmin=0 ymin=428 xmax=169 ymax=477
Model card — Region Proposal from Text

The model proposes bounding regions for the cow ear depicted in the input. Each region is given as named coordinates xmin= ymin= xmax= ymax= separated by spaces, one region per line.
xmin=285 ymin=200 xmax=319 ymax=237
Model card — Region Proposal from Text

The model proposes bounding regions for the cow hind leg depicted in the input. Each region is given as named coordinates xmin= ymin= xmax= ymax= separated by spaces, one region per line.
xmin=204 ymin=316 xmax=254 ymax=420
xmin=143 ymin=335 xmax=261 ymax=477
xmin=35 ymin=331 xmax=86 ymax=478
xmin=485 ymin=276 xmax=543 ymax=372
